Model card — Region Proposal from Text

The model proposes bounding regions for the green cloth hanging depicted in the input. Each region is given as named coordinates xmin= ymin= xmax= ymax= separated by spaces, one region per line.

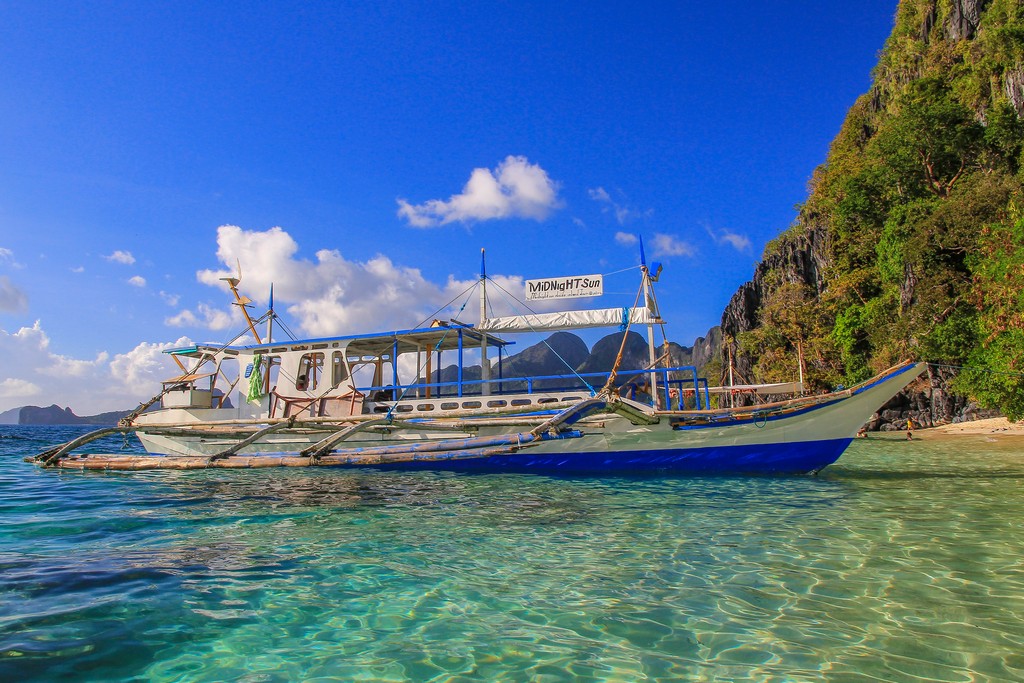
xmin=246 ymin=354 xmax=266 ymax=405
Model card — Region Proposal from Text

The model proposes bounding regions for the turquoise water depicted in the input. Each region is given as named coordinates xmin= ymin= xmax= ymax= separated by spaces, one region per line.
xmin=2 ymin=426 xmax=1024 ymax=682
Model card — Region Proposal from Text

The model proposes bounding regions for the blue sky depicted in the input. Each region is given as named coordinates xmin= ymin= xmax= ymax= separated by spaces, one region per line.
xmin=0 ymin=1 xmax=897 ymax=413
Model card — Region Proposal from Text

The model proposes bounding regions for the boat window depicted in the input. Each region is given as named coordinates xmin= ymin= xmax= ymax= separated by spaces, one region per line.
xmin=511 ymin=399 xmax=533 ymax=406
xmin=296 ymin=353 xmax=324 ymax=392
xmin=462 ymin=401 xmax=482 ymax=409
xmin=264 ymin=356 xmax=281 ymax=393
xmin=396 ymin=405 xmax=414 ymax=413
xmin=487 ymin=400 xmax=507 ymax=408
xmin=538 ymin=398 xmax=558 ymax=404
xmin=332 ymin=351 xmax=349 ymax=386
xmin=441 ymin=402 xmax=459 ymax=410
xmin=416 ymin=404 xmax=434 ymax=411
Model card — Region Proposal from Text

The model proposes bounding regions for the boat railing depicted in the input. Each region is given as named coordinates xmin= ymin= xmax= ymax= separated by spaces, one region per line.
xmin=358 ymin=365 xmax=711 ymax=411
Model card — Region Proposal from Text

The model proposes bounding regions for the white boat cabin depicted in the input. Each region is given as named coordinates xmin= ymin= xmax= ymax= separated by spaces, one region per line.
xmin=157 ymin=317 xmax=713 ymax=421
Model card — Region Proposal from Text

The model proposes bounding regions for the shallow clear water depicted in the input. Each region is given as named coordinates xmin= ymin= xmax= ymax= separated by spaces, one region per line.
xmin=2 ymin=425 xmax=1024 ymax=682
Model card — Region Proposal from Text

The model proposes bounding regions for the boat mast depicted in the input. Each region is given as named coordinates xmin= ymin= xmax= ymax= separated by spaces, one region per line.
xmin=479 ymin=248 xmax=490 ymax=395
xmin=638 ymin=237 xmax=659 ymax=407
xmin=266 ymin=283 xmax=274 ymax=344
xmin=221 ymin=262 xmax=262 ymax=345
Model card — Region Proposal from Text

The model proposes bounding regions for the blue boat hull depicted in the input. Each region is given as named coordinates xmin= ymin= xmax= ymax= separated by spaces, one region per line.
xmin=366 ymin=437 xmax=854 ymax=475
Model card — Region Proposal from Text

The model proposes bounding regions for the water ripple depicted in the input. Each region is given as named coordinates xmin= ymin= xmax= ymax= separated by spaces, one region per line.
xmin=2 ymin=426 xmax=1024 ymax=681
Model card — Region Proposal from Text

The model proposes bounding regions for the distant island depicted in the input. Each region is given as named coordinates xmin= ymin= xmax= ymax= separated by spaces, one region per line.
xmin=0 ymin=404 xmax=135 ymax=426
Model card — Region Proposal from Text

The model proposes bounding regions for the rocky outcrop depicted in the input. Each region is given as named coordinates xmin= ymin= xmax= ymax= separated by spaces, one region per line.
xmin=691 ymin=326 xmax=721 ymax=373
xmin=863 ymin=364 xmax=996 ymax=431
xmin=720 ymin=219 xmax=831 ymax=383
xmin=1005 ymin=67 xmax=1024 ymax=117
xmin=946 ymin=0 xmax=987 ymax=40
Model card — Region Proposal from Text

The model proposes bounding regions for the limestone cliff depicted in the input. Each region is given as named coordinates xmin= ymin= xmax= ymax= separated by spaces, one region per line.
xmin=719 ymin=0 xmax=1024 ymax=425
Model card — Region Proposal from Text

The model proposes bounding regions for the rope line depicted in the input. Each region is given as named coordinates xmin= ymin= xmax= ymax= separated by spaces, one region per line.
xmin=385 ymin=285 xmax=478 ymax=421
xmin=600 ymin=278 xmax=647 ymax=397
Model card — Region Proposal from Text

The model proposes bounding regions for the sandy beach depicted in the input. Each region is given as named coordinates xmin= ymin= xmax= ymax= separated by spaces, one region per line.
xmin=926 ymin=417 xmax=1024 ymax=436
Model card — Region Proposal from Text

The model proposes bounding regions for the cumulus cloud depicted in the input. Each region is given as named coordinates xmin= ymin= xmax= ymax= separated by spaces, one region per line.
xmin=588 ymin=187 xmax=651 ymax=226
xmin=652 ymin=233 xmax=694 ymax=257
xmin=614 ymin=231 xmax=638 ymax=246
xmin=128 ymin=275 xmax=147 ymax=287
xmin=0 ymin=276 xmax=28 ymax=312
xmin=0 ymin=321 xmax=191 ymax=414
xmin=174 ymin=225 xmax=536 ymax=338
xmin=105 ymin=250 xmax=136 ymax=265
xmin=159 ymin=291 xmax=180 ymax=307
xmin=0 ymin=378 xmax=41 ymax=400
xmin=397 ymin=156 xmax=561 ymax=227
xmin=71 ymin=266 xmax=85 ymax=274
xmin=166 ymin=303 xmax=235 ymax=331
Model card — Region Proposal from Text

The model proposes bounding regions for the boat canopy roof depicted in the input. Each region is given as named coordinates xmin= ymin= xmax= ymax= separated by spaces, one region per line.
xmin=163 ymin=322 xmax=513 ymax=359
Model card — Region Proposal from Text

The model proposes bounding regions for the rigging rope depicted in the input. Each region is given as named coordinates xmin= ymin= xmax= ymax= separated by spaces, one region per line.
xmin=384 ymin=285 xmax=478 ymax=421
xmin=599 ymin=277 xmax=647 ymax=398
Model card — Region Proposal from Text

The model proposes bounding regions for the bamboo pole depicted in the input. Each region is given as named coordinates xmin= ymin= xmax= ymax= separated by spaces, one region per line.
xmin=34 ymin=427 xmax=128 ymax=465
xmin=211 ymin=417 xmax=296 ymax=459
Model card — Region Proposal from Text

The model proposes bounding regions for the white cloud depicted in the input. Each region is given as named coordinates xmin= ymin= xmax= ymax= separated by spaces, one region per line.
xmin=0 ymin=276 xmax=28 ymax=312
xmin=166 ymin=303 xmax=235 ymax=331
xmin=705 ymin=225 xmax=752 ymax=252
xmin=397 ymin=156 xmax=561 ymax=227
xmin=159 ymin=291 xmax=180 ymax=307
xmin=614 ymin=231 xmax=638 ymax=246
xmin=720 ymin=232 xmax=751 ymax=251
xmin=71 ymin=266 xmax=85 ymax=274
xmin=105 ymin=250 xmax=136 ymax=265
xmin=0 ymin=247 xmax=25 ymax=269
xmin=0 ymin=320 xmax=191 ymax=414
xmin=128 ymin=275 xmax=147 ymax=287
xmin=0 ymin=378 xmax=41 ymax=400
xmin=652 ymin=233 xmax=694 ymax=257
xmin=174 ymin=225 xmax=542 ymax=339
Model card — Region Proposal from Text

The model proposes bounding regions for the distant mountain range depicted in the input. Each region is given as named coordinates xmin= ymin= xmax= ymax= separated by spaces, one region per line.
xmin=423 ymin=328 xmax=719 ymax=393
xmin=0 ymin=405 xmax=134 ymax=426
xmin=1 ymin=327 xmax=721 ymax=425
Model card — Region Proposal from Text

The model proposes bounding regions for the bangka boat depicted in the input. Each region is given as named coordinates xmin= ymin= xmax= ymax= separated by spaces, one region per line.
xmin=31 ymin=255 xmax=925 ymax=474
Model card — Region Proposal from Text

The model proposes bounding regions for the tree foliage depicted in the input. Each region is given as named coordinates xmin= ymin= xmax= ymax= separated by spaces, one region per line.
xmin=736 ymin=1 xmax=1024 ymax=419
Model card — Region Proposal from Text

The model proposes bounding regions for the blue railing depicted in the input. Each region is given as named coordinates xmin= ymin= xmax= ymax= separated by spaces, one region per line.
xmin=358 ymin=365 xmax=711 ymax=410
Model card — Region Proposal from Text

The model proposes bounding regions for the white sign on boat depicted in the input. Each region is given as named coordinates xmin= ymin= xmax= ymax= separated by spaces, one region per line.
xmin=525 ymin=274 xmax=603 ymax=301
